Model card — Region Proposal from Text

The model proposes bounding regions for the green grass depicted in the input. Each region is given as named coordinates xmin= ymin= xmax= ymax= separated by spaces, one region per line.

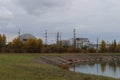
xmin=0 ymin=53 xmax=119 ymax=80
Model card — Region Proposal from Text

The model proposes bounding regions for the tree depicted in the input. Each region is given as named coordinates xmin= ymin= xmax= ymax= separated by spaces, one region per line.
xmin=67 ymin=47 xmax=81 ymax=53
xmin=24 ymin=38 xmax=36 ymax=53
xmin=35 ymin=38 xmax=43 ymax=53
xmin=108 ymin=40 xmax=117 ymax=52
xmin=116 ymin=44 xmax=120 ymax=52
xmin=7 ymin=42 xmax=12 ymax=49
xmin=100 ymin=40 xmax=107 ymax=52
xmin=2 ymin=34 xmax=6 ymax=46
xmin=87 ymin=48 xmax=96 ymax=53
xmin=0 ymin=34 xmax=6 ymax=51
xmin=11 ymin=37 xmax=23 ymax=52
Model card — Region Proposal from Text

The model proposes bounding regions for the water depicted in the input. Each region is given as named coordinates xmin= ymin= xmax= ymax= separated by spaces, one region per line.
xmin=69 ymin=62 xmax=120 ymax=78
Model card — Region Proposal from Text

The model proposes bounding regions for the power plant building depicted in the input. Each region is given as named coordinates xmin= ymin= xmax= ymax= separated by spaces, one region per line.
xmin=20 ymin=33 xmax=36 ymax=42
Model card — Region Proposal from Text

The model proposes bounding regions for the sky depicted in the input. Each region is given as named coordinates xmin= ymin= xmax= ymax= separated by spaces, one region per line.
xmin=0 ymin=0 xmax=120 ymax=43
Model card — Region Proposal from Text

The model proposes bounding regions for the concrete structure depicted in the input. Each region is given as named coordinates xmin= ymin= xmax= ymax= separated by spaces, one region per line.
xmin=76 ymin=38 xmax=90 ymax=48
xmin=20 ymin=33 xmax=36 ymax=42
xmin=70 ymin=38 xmax=90 ymax=48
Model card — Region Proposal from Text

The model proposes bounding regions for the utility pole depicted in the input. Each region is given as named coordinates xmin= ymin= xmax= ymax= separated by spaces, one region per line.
xmin=73 ymin=29 xmax=76 ymax=47
xmin=45 ymin=30 xmax=48 ymax=46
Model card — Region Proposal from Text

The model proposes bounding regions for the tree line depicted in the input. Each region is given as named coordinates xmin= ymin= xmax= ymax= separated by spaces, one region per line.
xmin=0 ymin=34 xmax=43 ymax=53
xmin=0 ymin=34 xmax=120 ymax=53
xmin=100 ymin=40 xmax=120 ymax=53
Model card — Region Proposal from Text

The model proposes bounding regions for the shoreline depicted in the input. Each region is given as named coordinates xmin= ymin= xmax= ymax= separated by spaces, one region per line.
xmin=34 ymin=54 xmax=120 ymax=67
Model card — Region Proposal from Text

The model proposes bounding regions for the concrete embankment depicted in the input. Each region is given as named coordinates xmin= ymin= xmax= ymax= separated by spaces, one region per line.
xmin=34 ymin=54 xmax=120 ymax=68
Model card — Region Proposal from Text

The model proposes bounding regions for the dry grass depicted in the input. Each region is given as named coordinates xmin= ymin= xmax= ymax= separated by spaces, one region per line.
xmin=0 ymin=53 xmax=119 ymax=80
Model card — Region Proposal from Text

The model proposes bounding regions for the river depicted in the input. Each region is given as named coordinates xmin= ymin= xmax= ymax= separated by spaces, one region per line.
xmin=69 ymin=62 xmax=120 ymax=78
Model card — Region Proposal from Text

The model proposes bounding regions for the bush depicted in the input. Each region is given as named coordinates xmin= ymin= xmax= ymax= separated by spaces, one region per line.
xmin=67 ymin=47 xmax=81 ymax=53
xmin=83 ymin=76 xmax=92 ymax=80
xmin=87 ymin=48 xmax=96 ymax=53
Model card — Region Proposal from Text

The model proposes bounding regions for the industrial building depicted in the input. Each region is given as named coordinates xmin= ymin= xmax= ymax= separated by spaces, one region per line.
xmin=61 ymin=38 xmax=90 ymax=48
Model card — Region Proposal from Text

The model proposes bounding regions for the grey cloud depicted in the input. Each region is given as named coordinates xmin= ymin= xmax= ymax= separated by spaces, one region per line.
xmin=17 ymin=0 xmax=71 ymax=16
xmin=0 ymin=0 xmax=120 ymax=42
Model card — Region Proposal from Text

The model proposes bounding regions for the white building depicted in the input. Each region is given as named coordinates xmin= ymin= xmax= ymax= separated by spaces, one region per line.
xmin=70 ymin=38 xmax=90 ymax=48
xmin=76 ymin=38 xmax=90 ymax=48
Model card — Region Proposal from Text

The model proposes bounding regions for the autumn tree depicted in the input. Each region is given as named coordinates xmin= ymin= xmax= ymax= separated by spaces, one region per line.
xmin=57 ymin=46 xmax=67 ymax=53
xmin=87 ymin=48 xmax=96 ymax=53
xmin=11 ymin=37 xmax=23 ymax=52
xmin=67 ymin=47 xmax=81 ymax=53
xmin=24 ymin=38 xmax=36 ymax=53
xmin=35 ymin=38 xmax=43 ymax=53
xmin=100 ymin=40 xmax=107 ymax=52
xmin=42 ymin=44 xmax=66 ymax=53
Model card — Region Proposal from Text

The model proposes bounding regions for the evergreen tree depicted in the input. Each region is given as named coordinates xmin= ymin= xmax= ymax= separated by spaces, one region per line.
xmin=0 ymin=34 xmax=6 ymax=51
xmin=108 ymin=40 xmax=117 ymax=52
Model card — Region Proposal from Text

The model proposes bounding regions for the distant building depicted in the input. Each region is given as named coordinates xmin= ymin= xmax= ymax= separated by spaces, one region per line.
xmin=70 ymin=38 xmax=90 ymax=48
xmin=89 ymin=43 xmax=100 ymax=49
xmin=76 ymin=38 xmax=90 ymax=48
xmin=61 ymin=40 xmax=70 ymax=47
xmin=20 ymin=33 xmax=36 ymax=42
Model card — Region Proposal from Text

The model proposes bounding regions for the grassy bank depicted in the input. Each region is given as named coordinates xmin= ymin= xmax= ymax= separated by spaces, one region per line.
xmin=0 ymin=53 xmax=119 ymax=80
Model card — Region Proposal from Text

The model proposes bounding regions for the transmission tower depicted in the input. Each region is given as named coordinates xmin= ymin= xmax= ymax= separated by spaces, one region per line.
xmin=45 ymin=30 xmax=48 ymax=46
xmin=73 ymin=29 xmax=76 ymax=47
xmin=18 ymin=28 xmax=21 ymax=38
xmin=96 ymin=37 xmax=99 ymax=52
xmin=57 ymin=32 xmax=60 ymax=45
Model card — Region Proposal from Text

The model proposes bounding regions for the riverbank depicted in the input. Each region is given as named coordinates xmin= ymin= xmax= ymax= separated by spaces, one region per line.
xmin=0 ymin=53 xmax=119 ymax=80
xmin=34 ymin=53 xmax=120 ymax=68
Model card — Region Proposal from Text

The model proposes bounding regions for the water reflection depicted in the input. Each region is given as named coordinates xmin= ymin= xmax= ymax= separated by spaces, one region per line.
xmin=69 ymin=62 xmax=120 ymax=78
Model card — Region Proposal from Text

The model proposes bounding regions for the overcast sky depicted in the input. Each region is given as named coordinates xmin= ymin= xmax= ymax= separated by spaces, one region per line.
xmin=1 ymin=0 xmax=120 ymax=43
